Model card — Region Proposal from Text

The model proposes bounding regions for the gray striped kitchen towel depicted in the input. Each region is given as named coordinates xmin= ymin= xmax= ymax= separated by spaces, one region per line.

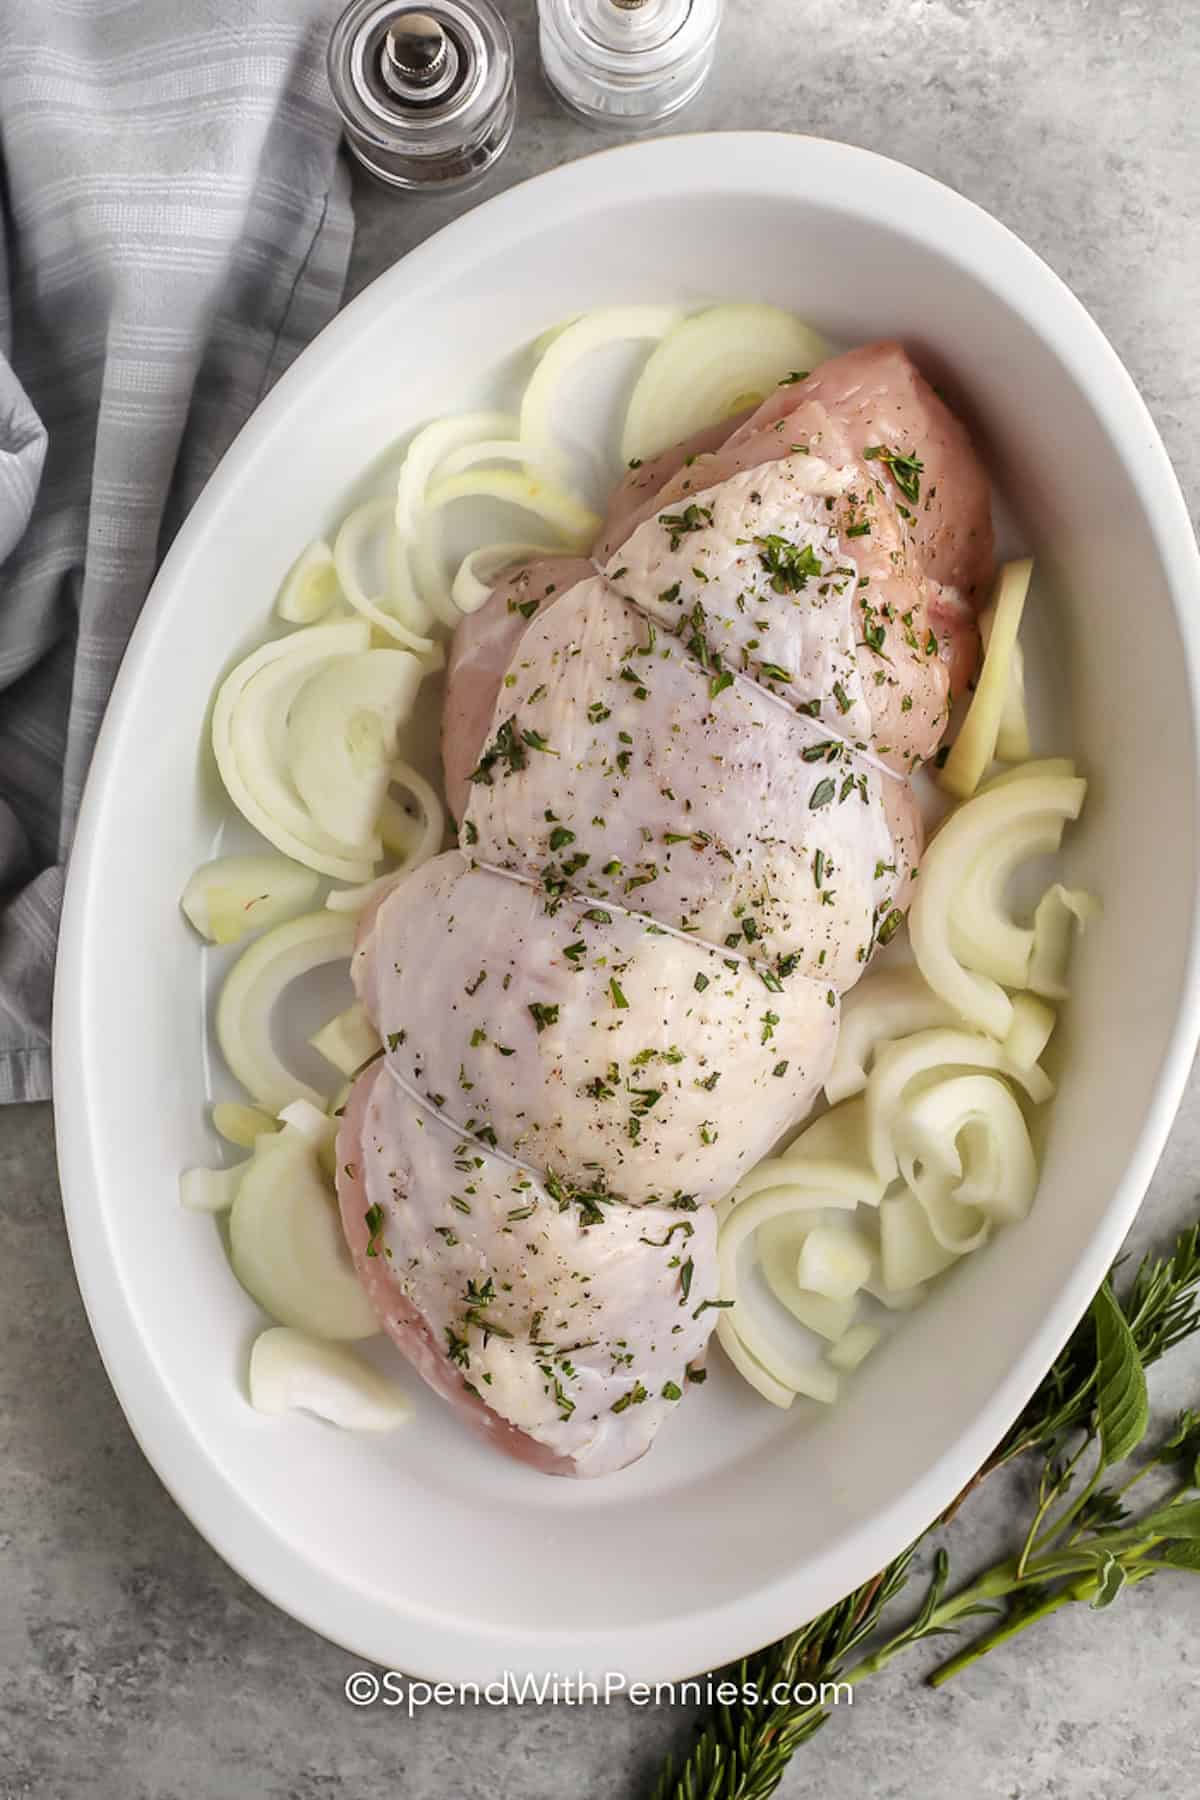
xmin=0 ymin=0 xmax=354 ymax=1102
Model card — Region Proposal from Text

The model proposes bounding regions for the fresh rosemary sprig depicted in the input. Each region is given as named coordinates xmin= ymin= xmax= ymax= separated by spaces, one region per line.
xmin=647 ymin=1212 xmax=1200 ymax=1800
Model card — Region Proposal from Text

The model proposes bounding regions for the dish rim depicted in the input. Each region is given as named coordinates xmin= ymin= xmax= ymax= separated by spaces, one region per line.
xmin=52 ymin=129 xmax=1200 ymax=1683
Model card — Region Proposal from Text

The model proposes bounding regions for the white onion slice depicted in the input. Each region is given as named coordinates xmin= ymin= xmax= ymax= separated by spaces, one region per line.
xmin=451 ymin=542 xmax=558 ymax=615
xmin=212 ymin=619 xmax=379 ymax=882
xmin=423 ymin=468 xmax=601 ymax=551
xmin=180 ymin=1164 xmax=244 ymax=1213
xmin=309 ymin=1001 xmax=382 ymax=1078
xmin=286 ymin=648 xmax=422 ymax=851
xmin=879 ymin=1189 xmax=961 ymax=1290
xmin=217 ymin=910 xmax=357 ymax=1111
xmin=995 ymin=637 xmax=1032 ymax=763
xmin=827 ymin=1323 xmax=883 ymax=1372
xmin=715 ymin=1315 xmax=797 ymax=1410
xmin=939 ymin=559 xmax=1033 ymax=799
xmin=276 ymin=540 xmax=340 ymax=625
xmin=825 ymin=966 xmax=959 ymax=1104
xmin=980 ymin=757 xmax=1077 ymax=792
xmin=396 ymin=412 xmax=517 ymax=536
xmin=621 ymin=304 xmax=830 ymax=464
xmin=948 ymin=811 xmax=1066 ymax=989
xmin=902 ymin=1073 xmax=1038 ymax=1230
xmin=333 ymin=500 xmax=436 ymax=654
xmin=229 ymin=1129 xmax=378 ymax=1340
xmin=436 ymin=439 xmax=568 ymax=483
xmin=276 ymin=1098 xmax=338 ymax=1147
xmin=531 ymin=316 xmax=581 ymax=361
xmin=249 ymin=1327 xmax=411 ymax=1429
xmin=519 ymin=305 xmax=686 ymax=449
xmin=395 ymin=412 xmax=520 ymax=629
xmin=909 ymin=767 xmax=1087 ymax=1038
xmin=212 ymin=1102 xmax=279 ymax=1149
xmin=862 ymin=1272 xmax=928 ymax=1311
xmin=180 ymin=853 xmax=319 ymax=946
xmin=1004 ymin=992 xmax=1057 ymax=1069
xmin=902 ymin=1162 xmax=990 ymax=1254
xmin=730 ymin=1098 xmax=885 ymax=1210
xmin=759 ymin=1216 xmax=860 ymax=1342
xmin=325 ymin=873 xmax=399 ymax=916
xmin=795 ymin=1223 xmax=873 ymax=1301
xmin=866 ymin=1027 xmax=1052 ymax=1183
xmin=717 ymin=1187 xmax=843 ymax=1403
xmin=377 ymin=760 xmax=446 ymax=871
xmin=1029 ymin=884 xmax=1100 ymax=998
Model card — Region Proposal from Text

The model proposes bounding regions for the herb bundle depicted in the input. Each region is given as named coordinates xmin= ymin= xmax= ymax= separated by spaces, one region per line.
xmin=649 ymin=1217 xmax=1200 ymax=1800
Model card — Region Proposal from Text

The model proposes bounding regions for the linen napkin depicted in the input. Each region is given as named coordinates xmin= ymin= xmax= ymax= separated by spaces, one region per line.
xmin=0 ymin=0 xmax=354 ymax=1103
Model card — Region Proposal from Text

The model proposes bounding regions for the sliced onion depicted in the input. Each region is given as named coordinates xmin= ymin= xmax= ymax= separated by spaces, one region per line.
xmin=423 ymin=468 xmax=601 ymax=551
xmin=862 ymin=1271 xmax=928 ymax=1311
xmin=436 ymin=439 xmax=569 ymax=483
xmin=879 ymin=1189 xmax=961 ymax=1290
xmin=866 ymin=1026 xmax=1052 ymax=1183
xmin=180 ymin=853 xmax=319 ymax=946
xmin=939 ymin=560 xmax=1033 ymax=800
xmin=1029 ymin=884 xmax=1100 ymax=999
xmin=531 ymin=316 xmax=581 ymax=361
xmin=180 ymin=1164 xmax=245 ymax=1213
xmin=909 ymin=766 xmax=1087 ymax=1038
xmin=621 ymin=304 xmax=830 ymax=464
xmin=827 ymin=1323 xmax=883 ymax=1372
xmin=309 ymin=1001 xmax=382 ymax=1078
xmin=216 ymin=910 xmax=357 ymax=1112
xmin=325 ymin=873 xmax=400 ymax=916
xmin=286 ymin=648 xmax=422 ymax=851
xmin=396 ymin=411 xmax=517 ymax=536
xmin=715 ymin=1314 xmax=797 ymax=1410
xmin=212 ymin=1102 xmax=279 ymax=1149
xmin=377 ymin=760 xmax=446 ymax=870
xmin=995 ymin=638 xmax=1032 ymax=763
xmin=1004 ymin=992 xmax=1057 ymax=1069
xmin=229 ymin=1129 xmax=378 ymax=1340
xmin=333 ymin=500 xmax=436 ymax=654
xmin=825 ymin=966 xmax=959 ymax=1104
xmin=980 ymin=757 xmax=1077 ymax=792
xmin=760 ymin=1223 xmax=859 ymax=1342
xmin=717 ymin=1187 xmax=843 ymax=1404
xmin=519 ymin=305 xmax=686 ymax=449
xmin=276 ymin=540 xmax=340 ymax=625
xmin=451 ymin=542 xmax=559 ymax=615
xmin=276 ymin=1097 xmax=338 ymax=1147
xmin=902 ymin=1163 xmax=989 ymax=1254
xmin=903 ymin=1073 xmax=1037 ymax=1227
xmin=212 ymin=619 xmax=379 ymax=882
xmin=730 ymin=1098 xmax=885 ymax=1210
xmin=948 ymin=811 xmax=1066 ymax=988
xmin=395 ymin=412 xmax=520 ymax=629
xmin=249 ymin=1327 xmax=411 ymax=1429
xmin=794 ymin=1222 xmax=873 ymax=1300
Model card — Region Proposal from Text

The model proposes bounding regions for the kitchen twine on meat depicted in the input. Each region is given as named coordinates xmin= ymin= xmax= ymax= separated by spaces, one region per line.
xmin=587 ymin=556 xmax=907 ymax=787
xmin=341 ymin=1668 xmax=854 ymax=1713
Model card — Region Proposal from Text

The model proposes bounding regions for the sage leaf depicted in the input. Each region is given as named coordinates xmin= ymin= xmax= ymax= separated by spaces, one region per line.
xmin=1155 ymin=1540 xmax=1200 ymax=1572
xmin=1092 ymin=1281 xmax=1149 ymax=1467
xmin=1140 ymin=1497 xmax=1200 ymax=1540
xmin=1089 ymin=1553 xmax=1126 ymax=1610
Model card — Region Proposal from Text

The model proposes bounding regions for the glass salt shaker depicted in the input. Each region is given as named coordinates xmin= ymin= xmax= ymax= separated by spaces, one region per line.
xmin=538 ymin=0 xmax=723 ymax=129
xmin=327 ymin=0 xmax=516 ymax=192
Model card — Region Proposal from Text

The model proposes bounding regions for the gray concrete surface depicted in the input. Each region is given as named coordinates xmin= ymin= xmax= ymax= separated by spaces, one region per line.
xmin=4 ymin=0 xmax=1200 ymax=1794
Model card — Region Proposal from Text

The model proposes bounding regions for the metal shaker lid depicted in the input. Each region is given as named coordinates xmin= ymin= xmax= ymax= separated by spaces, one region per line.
xmin=328 ymin=0 xmax=516 ymax=192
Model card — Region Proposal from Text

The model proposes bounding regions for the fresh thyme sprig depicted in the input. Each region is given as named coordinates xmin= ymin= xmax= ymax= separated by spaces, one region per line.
xmin=647 ymin=1211 xmax=1200 ymax=1800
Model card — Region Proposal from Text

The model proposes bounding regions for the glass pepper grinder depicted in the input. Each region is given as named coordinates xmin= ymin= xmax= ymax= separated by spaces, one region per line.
xmin=538 ymin=0 xmax=723 ymax=129
xmin=327 ymin=0 xmax=516 ymax=192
